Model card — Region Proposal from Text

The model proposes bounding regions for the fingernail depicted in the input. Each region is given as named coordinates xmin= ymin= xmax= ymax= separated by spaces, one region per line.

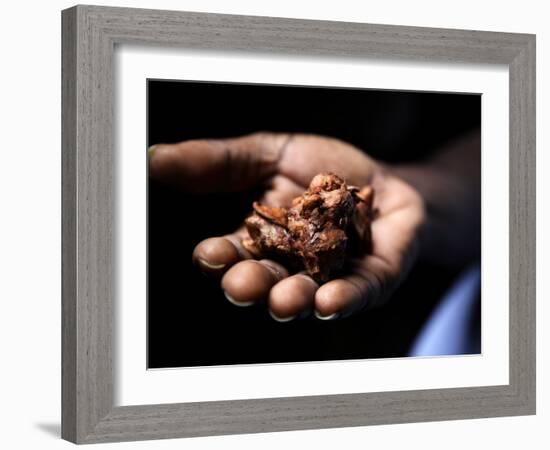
xmin=147 ymin=144 xmax=158 ymax=158
xmin=197 ymin=258 xmax=226 ymax=270
xmin=224 ymin=291 xmax=254 ymax=307
xmin=268 ymin=309 xmax=297 ymax=323
xmin=314 ymin=311 xmax=340 ymax=321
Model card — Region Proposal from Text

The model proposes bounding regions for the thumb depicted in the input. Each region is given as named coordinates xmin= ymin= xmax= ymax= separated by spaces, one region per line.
xmin=148 ymin=132 xmax=291 ymax=193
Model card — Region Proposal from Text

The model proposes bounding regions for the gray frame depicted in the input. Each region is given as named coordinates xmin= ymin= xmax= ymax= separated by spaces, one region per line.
xmin=62 ymin=4 xmax=536 ymax=444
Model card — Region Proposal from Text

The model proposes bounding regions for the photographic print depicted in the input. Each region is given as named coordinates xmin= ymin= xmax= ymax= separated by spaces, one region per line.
xmin=147 ymin=80 xmax=481 ymax=368
xmin=62 ymin=6 xmax=535 ymax=442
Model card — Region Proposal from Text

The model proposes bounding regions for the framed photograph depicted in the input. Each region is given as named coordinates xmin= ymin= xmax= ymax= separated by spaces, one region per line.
xmin=61 ymin=5 xmax=536 ymax=444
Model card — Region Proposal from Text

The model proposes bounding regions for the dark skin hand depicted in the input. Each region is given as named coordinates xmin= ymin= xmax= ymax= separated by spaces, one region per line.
xmin=148 ymin=130 xmax=480 ymax=321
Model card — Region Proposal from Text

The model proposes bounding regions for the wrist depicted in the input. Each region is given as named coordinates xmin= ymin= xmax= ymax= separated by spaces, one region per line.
xmin=391 ymin=162 xmax=480 ymax=268
xmin=391 ymin=163 xmax=452 ymax=266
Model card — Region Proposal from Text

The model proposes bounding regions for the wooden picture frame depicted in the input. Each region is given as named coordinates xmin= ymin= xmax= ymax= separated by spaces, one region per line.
xmin=62 ymin=4 xmax=536 ymax=444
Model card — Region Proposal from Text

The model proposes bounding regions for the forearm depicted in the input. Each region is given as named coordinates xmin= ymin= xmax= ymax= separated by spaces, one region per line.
xmin=392 ymin=129 xmax=481 ymax=268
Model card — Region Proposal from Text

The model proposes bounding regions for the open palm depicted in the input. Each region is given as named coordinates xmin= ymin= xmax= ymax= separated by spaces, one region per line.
xmin=149 ymin=133 xmax=425 ymax=321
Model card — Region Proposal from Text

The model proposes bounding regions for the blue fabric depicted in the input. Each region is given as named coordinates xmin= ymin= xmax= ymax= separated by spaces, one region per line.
xmin=409 ymin=264 xmax=481 ymax=357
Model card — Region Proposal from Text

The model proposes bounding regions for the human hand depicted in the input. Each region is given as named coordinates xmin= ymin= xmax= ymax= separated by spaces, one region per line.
xmin=148 ymin=133 xmax=425 ymax=321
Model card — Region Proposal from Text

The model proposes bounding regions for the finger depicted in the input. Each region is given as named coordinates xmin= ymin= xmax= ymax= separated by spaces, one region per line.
xmin=148 ymin=133 xmax=292 ymax=193
xmin=192 ymin=228 xmax=252 ymax=276
xmin=268 ymin=274 xmax=318 ymax=322
xmin=277 ymin=134 xmax=375 ymax=187
xmin=221 ymin=259 xmax=288 ymax=307
xmin=314 ymin=279 xmax=362 ymax=320
xmin=260 ymin=175 xmax=305 ymax=208
xmin=314 ymin=255 xmax=399 ymax=320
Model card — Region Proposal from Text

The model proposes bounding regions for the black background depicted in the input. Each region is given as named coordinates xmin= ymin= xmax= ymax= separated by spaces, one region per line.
xmin=147 ymin=80 xmax=481 ymax=368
